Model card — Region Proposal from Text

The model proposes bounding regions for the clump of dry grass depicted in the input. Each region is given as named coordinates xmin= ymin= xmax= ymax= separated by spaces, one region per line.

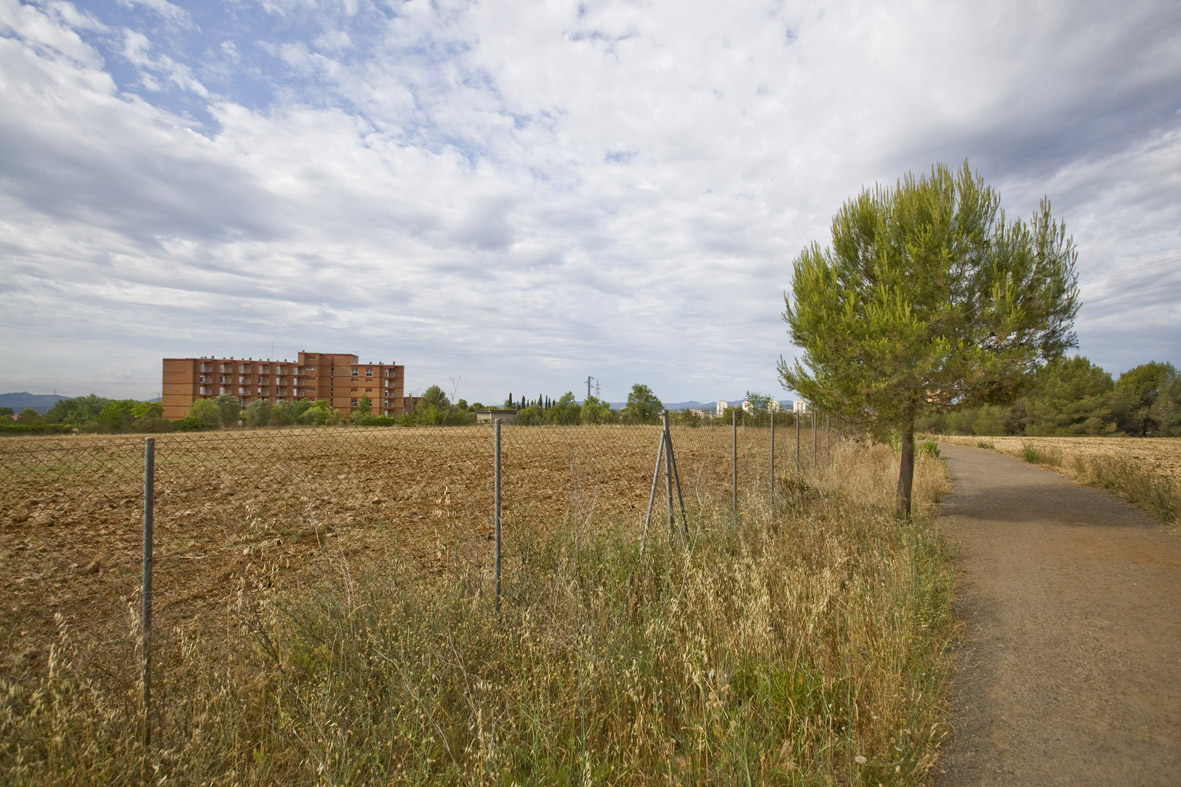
xmin=1069 ymin=455 xmax=1179 ymax=528
xmin=2 ymin=439 xmax=953 ymax=785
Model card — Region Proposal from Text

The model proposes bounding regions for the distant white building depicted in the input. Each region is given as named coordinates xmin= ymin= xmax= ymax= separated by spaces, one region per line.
xmin=716 ymin=400 xmax=728 ymax=417
xmin=793 ymin=400 xmax=809 ymax=415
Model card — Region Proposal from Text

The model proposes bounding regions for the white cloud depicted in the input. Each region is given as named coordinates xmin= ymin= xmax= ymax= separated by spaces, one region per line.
xmin=0 ymin=0 xmax=1178 ymax=400
xmin=313 ymin=28 xmax=351 ymax=52
xmin=0 ymin=0 xmax=106 ymax=68
xmin=117 ymin=0 xmax=193 ymax=30
xmin=121 ymin=27 xmax=209 ymax=96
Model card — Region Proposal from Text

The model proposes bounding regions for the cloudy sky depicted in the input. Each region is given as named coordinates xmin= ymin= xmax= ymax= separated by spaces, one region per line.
xmin=1 ymin=0 xmax=1178 ymax=406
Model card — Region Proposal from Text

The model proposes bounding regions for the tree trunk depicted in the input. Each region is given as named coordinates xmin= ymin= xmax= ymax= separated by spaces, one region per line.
xmin=896 ymin=417 xmax=915 ymax=519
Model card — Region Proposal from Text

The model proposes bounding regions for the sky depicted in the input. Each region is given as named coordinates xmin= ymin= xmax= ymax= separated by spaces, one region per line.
xmin=1 ymin=0 xmax=1178 ymax=406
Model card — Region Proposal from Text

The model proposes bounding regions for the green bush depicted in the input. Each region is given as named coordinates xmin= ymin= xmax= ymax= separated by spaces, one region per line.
xmin=0 ymin=422 xmax=75 ymax=435
xmin=172 ymin=415 xmax=211 ymax=431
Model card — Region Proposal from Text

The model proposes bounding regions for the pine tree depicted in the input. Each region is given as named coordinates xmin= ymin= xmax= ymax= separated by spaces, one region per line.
xmin=781 ymin=162 xmax=1079 ymax=516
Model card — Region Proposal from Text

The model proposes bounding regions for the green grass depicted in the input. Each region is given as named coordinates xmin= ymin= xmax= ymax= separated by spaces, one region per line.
xmin=1 ymin=443 xmax=954 ymax=785
xmin=1020 ymin=444 xmax=1062 ymax=467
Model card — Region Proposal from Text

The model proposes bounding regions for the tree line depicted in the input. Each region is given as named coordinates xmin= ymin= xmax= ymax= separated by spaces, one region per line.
xmin=0 ymin=382 xmax=690 ymax=434
xmin=1 ymin=395 xmax=169 ymax=434
xmin=916 ymin=357 xmax=1180 ymax=437
xmin=502 ymin=384 xmax=664 ymax=426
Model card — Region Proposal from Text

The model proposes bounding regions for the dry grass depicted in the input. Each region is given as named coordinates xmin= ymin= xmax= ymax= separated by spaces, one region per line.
xmin=2 ymin=433 xmax=953 ymax=784
xmin=938 ymin=435 xmax=1181 ymax=530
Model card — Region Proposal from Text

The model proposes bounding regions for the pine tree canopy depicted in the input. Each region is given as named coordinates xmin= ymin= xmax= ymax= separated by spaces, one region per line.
xmin=780 ymin=161 xmax=1079 ymax=515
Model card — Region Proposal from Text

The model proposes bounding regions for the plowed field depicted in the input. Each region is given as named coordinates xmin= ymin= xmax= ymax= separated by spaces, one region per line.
xmin=0 ymin=424 xmax=825 ymax=682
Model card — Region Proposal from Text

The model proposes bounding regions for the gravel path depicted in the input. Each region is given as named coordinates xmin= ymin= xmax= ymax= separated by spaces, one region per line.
xmin=935 ymin=443 xmax=1181 ymax=787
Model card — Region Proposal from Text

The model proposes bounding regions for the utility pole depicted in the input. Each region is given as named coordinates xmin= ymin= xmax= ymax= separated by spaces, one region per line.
xmin=585 ymin=376 xmax=597 ymax=401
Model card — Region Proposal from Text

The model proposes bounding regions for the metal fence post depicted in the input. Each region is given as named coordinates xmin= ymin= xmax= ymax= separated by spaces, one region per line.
xmin=641 ymin=429 xmax=667 ymax=557
xmin=493 ymin=420 xmax=502 ymax=614
xmin=795 ymin=410 xmax=801 ymax=473
xmin=662 ymin=411 xmax=674 ymax=540
xmin=770 ymin=412 xmax=775 ymax=510
xmin=812 ymin=410 xmax=818 ymax=469
xmin=142 ymin=437 xmax=155 ymax=755
xmin=826 ymin=413 xmax=831 ymax=464
xmin=732 ymin=407 xmax=738 ymax=516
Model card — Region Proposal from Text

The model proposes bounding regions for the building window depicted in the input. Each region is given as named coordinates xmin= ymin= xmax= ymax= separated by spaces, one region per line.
xmin=351 ymin=369 xmax=358 ymax=377
xmin=366 ymin=368 xmax=373 ymax=377
xmin=220 ymin=364 xmax=229 ymax=373
xmin=238 ymin=387 xmax=245 ymax=395
xmin=220 ymin=386 xmax=227 ymax=395
xmin=259 ymin=365 xmax=268 ymax=373
xmin=350 ymin=399 xmax=357 ymax=407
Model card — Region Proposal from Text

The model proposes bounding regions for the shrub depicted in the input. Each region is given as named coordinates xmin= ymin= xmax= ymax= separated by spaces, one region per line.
xmin=172 ymin=415 xmax=211 ymax=431
xmin=0 ymin=422 xmax=74 ymax=435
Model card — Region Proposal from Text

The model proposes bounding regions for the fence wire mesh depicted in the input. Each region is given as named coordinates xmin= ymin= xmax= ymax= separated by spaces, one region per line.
xmin=0 ymin=417 xmax=830 ymax=696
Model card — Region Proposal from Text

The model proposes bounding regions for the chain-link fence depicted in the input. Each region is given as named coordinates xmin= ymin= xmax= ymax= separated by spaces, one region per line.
xmin=0 ymin=413 xmax=832 ymax=741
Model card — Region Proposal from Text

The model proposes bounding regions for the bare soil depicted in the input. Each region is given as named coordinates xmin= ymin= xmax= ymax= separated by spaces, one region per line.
xmin=0 ymin=425 xmax=804 ymax=684
xmin=935 ymin=443 xmax=1181 ymax=786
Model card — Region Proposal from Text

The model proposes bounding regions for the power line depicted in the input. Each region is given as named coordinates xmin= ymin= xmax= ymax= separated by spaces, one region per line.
xmin=1078 ymin=255 xmax=1181 ymax=287
xmin=1083 ymin=276 xmax=1181 ymax=308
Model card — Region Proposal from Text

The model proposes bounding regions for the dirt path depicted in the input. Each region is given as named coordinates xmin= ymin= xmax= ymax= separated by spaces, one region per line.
xmin=935 ymin=443 xmax=1181 ymax=787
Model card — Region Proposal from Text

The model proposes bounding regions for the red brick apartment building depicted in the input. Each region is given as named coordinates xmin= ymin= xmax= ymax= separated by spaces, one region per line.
xmin=162 ymin=351 xmax=407 ymax=420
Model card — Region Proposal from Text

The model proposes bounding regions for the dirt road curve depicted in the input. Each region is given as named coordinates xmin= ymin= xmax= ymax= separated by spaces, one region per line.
xmin=935 ymin=443 xmax=1181 ymax=787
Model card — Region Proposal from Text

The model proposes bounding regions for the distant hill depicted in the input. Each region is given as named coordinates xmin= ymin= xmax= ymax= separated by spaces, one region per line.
xmin=0 ymin=392 xmax=70 ymax=414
